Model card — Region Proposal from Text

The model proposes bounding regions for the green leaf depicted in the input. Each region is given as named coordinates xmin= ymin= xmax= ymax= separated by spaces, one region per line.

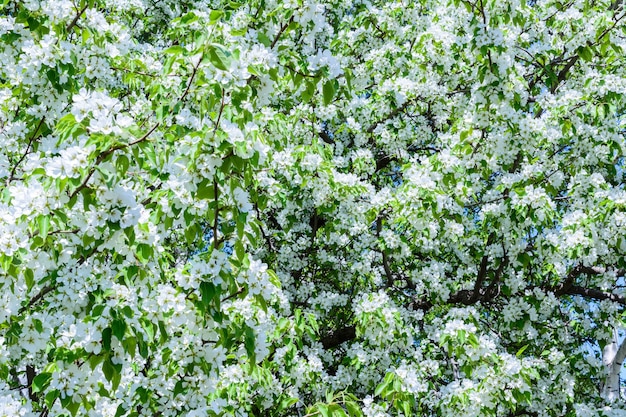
xmin=235 ymin=240 xmax=245 ymax=261
xmin=179 ymin=11 xmax=198 ymax=25
xmin=457 ymin=329 xmax=466 ymax=344
xmin=26 ymin=16 xmax=40 ymax=32
xmin=122 ymin=305 xmax=134 ymax=318
xmin=45 ymin=390 xmax=60 ymax=409
xmin=345 ymin=401 xmax=361 ymax=417
xmin=517 ymin=252 xmax=531 ymax=267
xmin=142 ymin=320 xmax=155 ymax=341
xmin=102 ymin=358 xmax=114 ymax=382
xmin=102 ymin=327 xmax=112 ymax=351
xmin=208 ymin=44 xmax=231 ymax=71
xmin=111 ymin=369 xmax=122 ymax=392
xmin=326 ymin=390 xmax=334 ymax=404
xmin=209 ymin=10 xmax=223 ymax=23
xmin=138 ymin=338 xmax=149 ymax=358
xmin=244 ymin=327 xmax=256 ymax=362
xmin=123 ymin=337 xmax=137 ymax=358
xmin=468 ymin=333 xmax=480 ymax=348
xmin=516 ymin=344 xmax=529 ymax=357
xmin=401 ymin=400 xmax=411 ymax=416
xmin=163 ymin=45 xmax=186 ymax=55
xmin=255 ymin=294 xmax=268 ymax=313
xmin=174 ymin=379 xmax=185 ymax=396
xmin=307 ymin=314 xmax=319 ymax=335
xmin=155 ymin=105 xmax=169 ymax=123
xmin=24 ymin=268 xmax=34 ymax=289
xmin=258 ymin=32 xmax=271 ymax=47
xmin=577 ymin=46 xmax=592 ymax=62
xmin=33 ymin=318 xmax=43 ymax=333
xmin=196 ymin=178 xmax=215 ymax=199
xmin=329 ymin=404 xmax=348 ymax=417
xmin=54 ymin=113 xmax=79 ymax=139
xmin=302 ymin=79 xmax=317 ymax=103
xmin=92 ymin=304 xmax=106 ymax=318
xmin=116 ymin=154 xmax=130 ymax=176
xmin=200 ymin=282 xmax=216 ymax=307
xmin=115 ymin=404 xmax=127 ymax=417
xmin=375 ymin=374 xmax=393 ymax=397
xmin=267 ymin=269 xmax=281 ymax=288
xmin=46 ymin=68 xmax=58 ymax=84
xmin=32 ymin=372 xmax=52 ymax=393
xmin=158 ymin=320 xmax=168 ymax=343
xmin=317 ymin=404 xmax=330 ymax=417
xmin=323 ymin=80 xmax=336 ymax=105
xmin=237 ymin=212 xmax=246 ymax=238
xmin=278 ymin=397 xmax=299 ymax=411
xmin=137 ymin=244 xmax=153 ymax=262
xmin=163 ymin=55 xmax=177 ymax=75
xmin=111 ymin=318 xmax=126 ymax=342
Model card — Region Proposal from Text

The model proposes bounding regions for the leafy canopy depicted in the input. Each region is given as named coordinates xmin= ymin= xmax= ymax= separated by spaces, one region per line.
xmin=1 ymin=0 xmax=626 ymax=416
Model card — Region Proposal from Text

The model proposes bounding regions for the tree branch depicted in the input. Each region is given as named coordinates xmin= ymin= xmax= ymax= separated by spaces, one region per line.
xmin=19 ymin=285 xmax=55 ymax=314
xmin=320 ymin=265 xmax=626 ymax=348
xmin=69 ymin=123 xmax=160 ymax=200
xmin=471 ymin=255 xmax=490 ymax=302
xmin=26 ymin=365 xmax=37 ymax=401
xmin=614 ymin=331 xmax=626 ymax=369
xmin=321 ymin=325 xmax=356 ymax=349
xmin=564 ymin=285 xmax=626 ymax=304
xmin=8 ymin=117 xmax=45 ymax=183
xmin=271 ymin=16 xmax=294 ymax=49
xmin=366 ymin=99 xmax=413 ymax=134
xmin=66 ymin=4 xmax=89 ymax=33
xmin=318 ymin=130 xmax=333 ymax=144
xmin=549 ymin=55 xmax=578 ymax=94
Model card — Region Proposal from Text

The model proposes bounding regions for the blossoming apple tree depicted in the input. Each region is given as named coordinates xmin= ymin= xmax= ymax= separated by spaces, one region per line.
xmin=2 ymin=0 xmax=626 ymax=416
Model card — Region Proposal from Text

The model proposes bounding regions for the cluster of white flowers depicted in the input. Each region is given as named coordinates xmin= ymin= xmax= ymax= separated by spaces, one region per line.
xmin=307 ymin=49 xmax=343 ymax=79
xmin=0 ymin=384 xmax=28 ymax=417
xmin=45 ymin=145 xmax=91 ymax=178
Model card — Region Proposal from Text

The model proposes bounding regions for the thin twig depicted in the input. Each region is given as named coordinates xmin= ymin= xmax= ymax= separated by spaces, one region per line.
xmin=271 ymin=16 xmax=294 ymax=49
xmin=8 ymin=117 xmax=45 ymax=182
xmin=69 ymin=123 xmax=160 ymax=200
xmin=66 ymin=4 xmax=89 ymax=33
